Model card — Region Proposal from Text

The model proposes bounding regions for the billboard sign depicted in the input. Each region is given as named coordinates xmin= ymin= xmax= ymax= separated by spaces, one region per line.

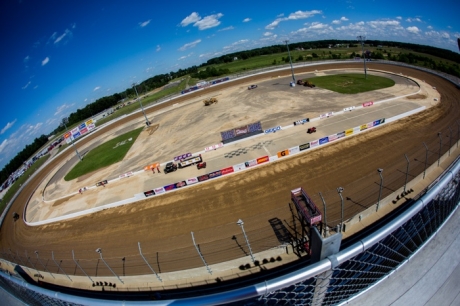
xmin=264 ymin=126 xmax=281 ymax=134
xmin=319 ymin=137 xmax=329 ymax=145
xmin=310 ymin=140 xmax=319 ymax=148
xmin=299 ymin=143 xmax=310 ymax=151
xmin=244 ymin=159 xmax=257 ymax=168
xmin=186 ymin=177 xmax=198 ymax=185
xmin=293 ymin=118 xmax=309 ymax=125
xmin=277 ymin=150 xmax=289 ymax=158
xmin=154 ymin=187 xmax=165 ymax=195
xmin=144 ymin=190 xmax=155 ymax=197
xmin=363 ymin=101 xmax=374 ymax=107
xmin=174 ymin=153 xmax=192 ymax=161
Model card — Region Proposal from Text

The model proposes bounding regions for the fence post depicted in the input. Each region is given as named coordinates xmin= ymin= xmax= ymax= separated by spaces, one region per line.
xmin=138 ymin=242 xmax=162 ymax=282
xmin=95 ymin=248 xmax=124 ymax=284
xmin=52 ymin=251 xmax=72 ymax=281
xmin=404 ymin=154 xmax=410 ymax=194
xmin=191 ymin=232 xmax=212 ymax=275
xmin=72 ymin=250 xmax=93 ymax=283
xmin=34 ymin=251 xmax=54 ymax=279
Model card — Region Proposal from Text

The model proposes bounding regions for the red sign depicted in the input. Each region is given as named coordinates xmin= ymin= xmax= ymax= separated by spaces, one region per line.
xmin=221 ymin=167 xmax=234 ymax=175
xmin=257 ymin=156 xmax=269 ymax=164
xmin=234 ymin=126 xmax=248 ymax=135
xmin=363 ymin=101 xmax=374 ymax=107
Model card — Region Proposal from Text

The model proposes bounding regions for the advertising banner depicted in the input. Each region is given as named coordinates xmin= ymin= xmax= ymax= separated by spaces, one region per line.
xmin=87 ymin=123 xmax=96 ymax=130
xmin=269 ymin=155 xmax=278 ymax=162
xmin=72 ymin=131 xmax=81 ymax=138
xmin=310 ymin=140 xmax=319 ymax=148
xmin=319 ymin=137 xmax=329 ymax=145
xmin=264 ymin=126 xmax=281 ymax=134
xmin=293 ymin=118 xmax=309 ymax=125
xmin=86 ymin=119 xmax=93 ymax=126
xmin=363 ymin=101 xmax=374 ymax=107
xmin=353 ymin=126 xmax=361 ymax=133
xmin=345 ymin=129 xmax=353 ymax=136
xmin=205 ymin=143 xmax=224 ymax=152
xmin=320 ymin=112 xmax=334 ymax=119
xmin=277 ymin=150 xmax=289 ymax=158
xmin=257 ymin=156 xmax=269 ymax=164
xmin=208 ymin=170 xmax=222 ymax=179
xmin=175 ymin=181 xmax=187 ymax=188
xmin=233 ymin=163 xmax=246 ymax=171
xmin=343 ymin=106 xmax=355 ymax=112
xmin=174 ymin=153 xmax=192 ymax=161
xmin=360 ymin=124 xmax=368 ymax=131
xmin=337 ymin=131 xmax=345 ymax=138
xmin=79 ymin=123 xmax=86 ymax=130
xmin=328 ymin=134 xmax=338 ymax=142
xmin=244 ymin=159 xmax=257 ymax=168
xmin=119 ymin=171 xmax=133 ymax=179
xmin=234 ymin=126 xmax=249 ymax=136
xmin=80 ymin=127 xmax=88 ymax=134
xmin=164 ymin=184 xmax=176 ymax=191
xmin=144 ymin=190 xmax=155 ymax=197
xmin=221 ymin=167 xmax=234 ymax=175
xmin=248 ymin=121 xmax=262 ymax=133
xmin=289 ymin=146 xmax=300 ymax=155
xmin=64 ymin=132 xmax=71 ymax=139
xmin=154 ymin=187 xmax=165 ymax=195
xmin=373 ymin=119 xmax=381 ymax=126
xmin=380 ymin=118 xmax=386 ymax=124
xmin=186 ymin=177 xmax=198 ymax=185
xmin=221 ymin=129 xmax=236 ymax=141
xmin=198 ymin=174 xmax=210 ymax=182
xmin=367 ymin=121 xmax=375 ymax=129
xmin=299 ymin=143 xmax=310 ymax=151
xmin=71 ymin=127 xmax=79 ymax=134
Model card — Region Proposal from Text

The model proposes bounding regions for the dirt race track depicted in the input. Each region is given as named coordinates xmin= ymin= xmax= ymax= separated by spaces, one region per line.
xmin=1 ymin=63 xmax=459 ymax=285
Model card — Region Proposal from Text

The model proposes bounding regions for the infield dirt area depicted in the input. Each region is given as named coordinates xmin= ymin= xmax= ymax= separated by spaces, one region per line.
xmin=1 ymin=63 xmax=459 ymax=286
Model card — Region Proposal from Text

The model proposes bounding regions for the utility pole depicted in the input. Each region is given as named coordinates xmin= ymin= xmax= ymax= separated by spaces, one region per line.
xmin=357 ymin=36 xmax=367 ymax=79
xmin=284 ymin=40 xmax=296 ymax=84
xmin=132 ymin=83 xmax=150 ymax=126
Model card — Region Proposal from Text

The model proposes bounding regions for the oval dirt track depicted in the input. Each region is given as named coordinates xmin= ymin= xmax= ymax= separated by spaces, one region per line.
xmin=1 ymin=63 xmax=459 ymax=279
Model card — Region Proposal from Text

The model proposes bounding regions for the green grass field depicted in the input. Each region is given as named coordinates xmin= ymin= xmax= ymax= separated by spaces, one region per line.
xmin=64 ymin=127 xmax=144 ymax=181
xmin=308 ymin=73 xmax=395 ymax=94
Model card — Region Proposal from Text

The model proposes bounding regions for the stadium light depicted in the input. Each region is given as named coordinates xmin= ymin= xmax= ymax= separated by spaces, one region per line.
xmin=283 ymin=40 xmax=296 ymax=84
xmin=377 ymin=169 xmax=383 ymax=211
xmin=132 ymin=82 xmax=151 ymax=126
xmin=437 ymin=132 xmax=442 ymax=166
xmin=237 ymin=219 xmax=255 ymax=263
xmin=337 ymin=187 xmax=344 ymax=233
xmin=357 ymin=36 xmax=367 ymax=79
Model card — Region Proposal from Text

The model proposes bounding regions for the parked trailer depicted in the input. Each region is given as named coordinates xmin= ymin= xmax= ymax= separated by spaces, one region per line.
xmin=178 ymin=154 xmax=203 ymax=168
xmin=291 ymin=187 xmax=322 ymax=225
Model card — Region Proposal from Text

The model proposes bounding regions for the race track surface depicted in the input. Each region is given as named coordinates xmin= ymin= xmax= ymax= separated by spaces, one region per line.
xmin=1 ymin=63 xmax=459 ymax=282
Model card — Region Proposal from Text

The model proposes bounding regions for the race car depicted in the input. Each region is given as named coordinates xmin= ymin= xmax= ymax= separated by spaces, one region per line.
xmin=248 ymin=84 xmax=258 ymax=90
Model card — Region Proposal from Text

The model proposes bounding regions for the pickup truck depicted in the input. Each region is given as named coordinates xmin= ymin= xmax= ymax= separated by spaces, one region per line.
xmin=164 ymin=162 xmax=178 ymax=174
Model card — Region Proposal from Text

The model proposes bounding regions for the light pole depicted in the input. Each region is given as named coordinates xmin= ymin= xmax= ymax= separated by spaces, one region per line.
xmin=337 ymin=187 xmax=344 ymax=233
xmin=61 ymin=118 xmax=82 ymax=161
xmin=96 ymin=248 xmax=124 ymax=284
xmin=377 ymin=168 xmax=383 ymax=211
xmin=237 ymin=219 xmax=255 ymax=263
xmin=132 ymin=83 xmax=150 ymax=126
xmin=403 ymin=154 xmax=410 ymax=194
xmin=423 ymin=142 xmax=428 ymax=179
xmin=437 ymin=132 xmax=442 ymax=166
xmin=357 ymin=36 xmax=367 ymax=79
xmin=283 ymin=40 xmax=296 ymax=84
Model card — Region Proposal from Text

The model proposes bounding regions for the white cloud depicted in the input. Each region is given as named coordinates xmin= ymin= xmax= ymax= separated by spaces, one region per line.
xmin=332 ymin=20 xmax=341 ymax=25
xmin=427 ymin=25 xmax=433 ymax=30
xmin=178 ymin=39 xmax=201 ymax=51
xmin=194 ymin=13 xmax=223 ymax=30
xmin=93 ymin=86 xmax=101 ymax=91
xmin=22 ymin=81 xmax=31 ymax=89
xmin=367 ymin=20 xmax=400 ymax=28
xmin=139 ymin=20 xmax=151 ymax=27
xmin=263 ymin=32 xmax=273 ymax=36
xmin=181 ymin=12 xmax=201 ymax=27
xmin=243 ymin=18 xmax=251 ymax=22
xmin=156 ymin=45 xmax=161 ymax=52
xmin=340 ymin=17 xmax=349 ymax=21
xmin=1 ymin=120 xmax=17 ymax=135
xmin=406 ymin=17 xmax=422 ymax=23
xmin=266 ymin=10 xmax=322 ymax=29
xmin=218 ymin=26 xmax=234 ymax=31
xmin=54 ymin=103 xmax=74 ymax=116
xmin=406 ymin=26 xmax=420 ymax=34
xmin=0 ymin=139 xmax=7 ymax=154
xmin=396 ymin=16 xmax=402 ymax=20
xmin=41 ymin=57 xmax=49 ymax=66
xmin=276 ymin=13 xmax=284 ymax=18
xmin=24 ymin=55 xmax=30 ymax=63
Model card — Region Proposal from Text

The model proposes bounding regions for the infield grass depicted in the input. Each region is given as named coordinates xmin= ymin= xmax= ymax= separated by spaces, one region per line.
xmin=64 ymin=127 xmax=144 ymax=181
xmin=308 ymin=74 xmax=395 ymax=94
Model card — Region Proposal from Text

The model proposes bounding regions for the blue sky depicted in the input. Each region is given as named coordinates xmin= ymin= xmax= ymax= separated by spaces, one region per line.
xmin=0 ymin=0 xmax=459 ymax=170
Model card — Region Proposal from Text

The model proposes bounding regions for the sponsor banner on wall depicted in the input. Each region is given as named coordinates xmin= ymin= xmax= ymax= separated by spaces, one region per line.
xmin=164 ymin=184 xmax=176 ymax=191
xmin=328 ymin=134 xmax=338 ymax=142
xmin=86 ymin=119 xmax=93 ymax=126
xmin=175 ymin=181 xmax=187 ymax=188
xmin=319 ymin=137 xmax=329 ymax=145
xmin=289 ymin=146 xmax=300 ymax=155
xmin=80 ymin=127 xmax=88 ymax=134
xmin=380 ymin=118 xmax=386 ymax=124
xmin=198 ymin=174 xmax=210 ymax=182
xmin=209 ymin=170 xmax=222 ymax=179
xmin=277 ymin=149 xmax=289 ymax=158
xmin=343 ymin=106 xmax=356 ymax=112
xmin=144 ymin=190 xmax=155 ymax=197
xmin=363 ymin=101 xmax=374 ymax=107
xmin=221 ymin=167 xmax=234 ymax=175
xmin=234 ymin=126 xmax=249 ymax=136
xmin=367 ymin=121 xmax=375 ymax=129
xmin=154 ymin=187 xmax=166 ymax=195
xmin=87 ymin=123 xmax=96 ymax=130
xmin=264 ymin=126 xmax=281 ymax=134
xmin=320 ymin=112 xmax=334 ymax=119
xmin=119 ymin=171 xmax=133 ymax=179
xmin=345 ymin=129 xmax=353 ymax=136
xmin=310 ymin=140 xmax=319 ymax=148
xmin=186 ymin=177 xmax=198 ymax=185
xmin=373 ymin=120 xmax=381 ymax=126
xmin=360 ymin=124 xmax=368 ymax=131
xmin=353 ymin=126 xmax=361 ymax=133
xmin=257 ymin=156 xmax=269 ymax=164
xmin=244 ymin=159 xmax=257 ymax=168
xmin=233 ymin=163 xmax=246 ymax=171
xmin=79 ymin=123 xmax=86 ymax=130
xmin=337 ymin=131 xmax=345 ymax=138
xmin=205 ymin=143 xmax=224 ymax=152
xmin=64 ymin=132 xmax=71 ymax=139
xmin=174 ymin=153 xmax=192 ymax=161
xmin=293 ymin=118 xmax=309 ymax=125
xmin=71 ymin=127 xmax=79 ymax=134
xmin=299 ymin=143 xmax=310 ymax=151
xmin=269 ymin=155 xmax=278 ymax=162
xmin=73 ymin=131 xmax=81 ymax=138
